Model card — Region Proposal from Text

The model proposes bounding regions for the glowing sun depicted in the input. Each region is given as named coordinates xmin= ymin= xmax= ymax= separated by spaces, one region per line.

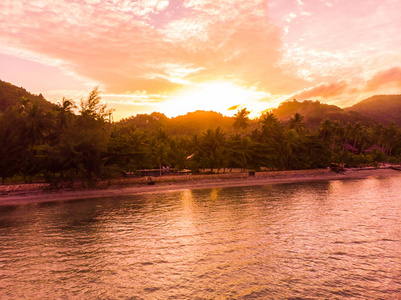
xmin=161 ymin=81 xmax=269 ymax=118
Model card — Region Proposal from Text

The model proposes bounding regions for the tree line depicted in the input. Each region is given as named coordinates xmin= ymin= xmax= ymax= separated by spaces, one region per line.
xmin=1 ymin=90 xmax=401 ymax=184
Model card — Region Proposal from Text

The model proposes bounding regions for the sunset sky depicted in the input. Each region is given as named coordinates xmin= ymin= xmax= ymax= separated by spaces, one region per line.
xmin=1 ymin=0 xmax=401 ymax=120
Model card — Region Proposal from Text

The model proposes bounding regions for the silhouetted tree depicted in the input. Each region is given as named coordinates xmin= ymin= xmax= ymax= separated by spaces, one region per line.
xmin=233 ymin=108 xmax=250 ymax=131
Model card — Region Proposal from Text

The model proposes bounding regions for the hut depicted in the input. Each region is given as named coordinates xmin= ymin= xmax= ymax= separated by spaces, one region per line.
xmin=364 ymin=144 xmax=385 ymax=154
xmin=344 ymin=143 xmax=358 ymax=154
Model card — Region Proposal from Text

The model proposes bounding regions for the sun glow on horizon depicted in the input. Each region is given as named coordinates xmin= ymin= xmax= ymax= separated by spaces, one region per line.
xmin=160 ymin=81 xmax=271 ymax=118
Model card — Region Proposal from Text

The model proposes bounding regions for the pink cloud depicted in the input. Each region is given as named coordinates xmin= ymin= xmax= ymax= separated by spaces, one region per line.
xmin=269 ymin=0 xmax=401 ymax=88
xmin=289 ymin=81 xmax=348 ymax=101
xmin=365 ymin=67 xmax=401 ymax=91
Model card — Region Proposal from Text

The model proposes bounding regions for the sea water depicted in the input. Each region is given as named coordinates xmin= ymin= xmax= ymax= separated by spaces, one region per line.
xmin=1 ymin=174 xmax=401 ymax=298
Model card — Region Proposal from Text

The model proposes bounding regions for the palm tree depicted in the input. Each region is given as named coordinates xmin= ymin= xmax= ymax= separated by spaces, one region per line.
xmin=167 ymin=137 xmax=189 ymax=172
xmin=212 ymin=127 xmax=225 ymax=148
xmin=330 ymin=120 xmax=343 ymax=153
xmin=259 ymin=112 xmax=281 ymax=142
xmin=153 ymin=141 xmax=167 ymax=176
xmin=288 ymin=113 xmax=306 ymax=135
xmin=373 ymin=123 xmax=385 ymax=148
xmin=107 ymin=126 xmax=145 ymax=171
xmin=233 ymin=108 xmax=250 ymax=131
xmin=342 ymin=122 xmax=353 ymax=150
xmin=383 ymin=123 xmax=398 ymax=155
xmin=201 ymin=127 xmax=226 ymax=173
xmin=190 ymin=133 xmax=201 ymax=154
xmin=232 ymin=136 xmax=254 ymax=172
xmin=0 ymin=108 xmax=27 ymax=183
xmin=57 ymin=97 xmax=76 ymax=130
xmin=212 ymin=146 xmax=228 ymax=174
xmin=352 ymin=122 xmax=365 ymax=150
xmin=22 ymin=101 xmax=50 ymax=147
xmin=358 ymin=127 xmax=369 ymax=154
xmin=59 ymin=97 xmax=76 ymax=113
xmin=319 ymin=119 xmax=333 ymax=141
xmin=157 ymin=127 xmax=169 ymax=143
xmin=282 ymin=129 xmax=300 ymax=169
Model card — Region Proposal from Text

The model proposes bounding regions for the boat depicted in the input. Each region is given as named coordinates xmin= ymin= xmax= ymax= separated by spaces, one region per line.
xmin=330 ymin=163 xmax=344 ymax=173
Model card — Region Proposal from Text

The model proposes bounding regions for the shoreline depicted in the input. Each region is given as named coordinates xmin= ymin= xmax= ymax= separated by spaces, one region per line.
xmin=0 ymin=168 xmax=399 ymax=206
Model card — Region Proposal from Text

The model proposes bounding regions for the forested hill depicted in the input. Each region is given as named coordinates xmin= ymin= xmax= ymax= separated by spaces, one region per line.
xmin=345 ymin=95 xmax=401 ymax=125
xmin=276 ymin=95 xmax=401 ymax=127
xmin=0 ymin=79 xmax=55 ymax=111
xmin=119 ymin=110 xmax=240 ymax=135
xmin=273 ymin=99 xmax=373 ymax=127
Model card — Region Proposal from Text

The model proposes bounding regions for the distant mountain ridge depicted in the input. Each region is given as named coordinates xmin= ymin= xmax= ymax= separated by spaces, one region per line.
xmin=272 ymin=99 xmax=373 ymax=127
xmin=272 ymin=99 xmax=344 ymax=127
xmin=345 ymin=95 xmax=401 ymax=125
xmin=1 ymin=78 xmax=401 ymax=127
xmin=274 ymin=95 xmax=401 ymax=126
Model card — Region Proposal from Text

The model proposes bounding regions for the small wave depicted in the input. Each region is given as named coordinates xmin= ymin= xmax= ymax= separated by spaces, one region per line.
xmin=381 ymin=238 xmax=396 ymax=242
xmin=143 ymin=286 xmax=161 ymax=293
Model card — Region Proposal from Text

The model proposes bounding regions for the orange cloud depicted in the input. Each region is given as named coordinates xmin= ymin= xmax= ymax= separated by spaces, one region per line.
xmin=227 ymin=104 xmax=240 ymax=111
xmin=0 ymin=0 xmax=304 ymax=98
xmin=4 ymin=0 xmax=401 ymax=114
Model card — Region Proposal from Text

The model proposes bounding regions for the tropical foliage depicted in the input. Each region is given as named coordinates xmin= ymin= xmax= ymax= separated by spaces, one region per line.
xmin=1 ymin=83 xmax=401 ymax=184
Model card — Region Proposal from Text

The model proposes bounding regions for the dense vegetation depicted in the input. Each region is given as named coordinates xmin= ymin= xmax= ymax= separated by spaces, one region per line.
xmin=1 ymin=80 xmax=401 ymax=185
xmin=345 ymin=95 xmax=401 ymax=125
xmin=0 ymin=79 xmax=55 ymax=112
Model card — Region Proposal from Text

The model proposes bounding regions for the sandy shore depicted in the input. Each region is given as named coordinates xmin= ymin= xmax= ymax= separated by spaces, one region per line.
xmin=0 ymin=168 xmax=399 ymax=206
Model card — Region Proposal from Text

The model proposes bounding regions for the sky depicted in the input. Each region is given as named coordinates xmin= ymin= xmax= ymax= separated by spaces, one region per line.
xmin=1 ymin=0 xmax=401 ymax=120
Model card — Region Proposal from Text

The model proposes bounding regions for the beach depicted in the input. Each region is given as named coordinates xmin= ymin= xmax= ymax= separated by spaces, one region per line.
xmin=0 ymin=167 xmax=399 ymax=206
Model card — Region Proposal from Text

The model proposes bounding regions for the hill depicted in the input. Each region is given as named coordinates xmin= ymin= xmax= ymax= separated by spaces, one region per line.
xmin=273 ymin=99 xmax=373 ymax=127
xmin=170 ymin=110 xmax=237 ymax=135
xmin=273 ymin=100 xmax=341 ymax=122
xmin=0 ymin=79 xmax=55 ymax=111
xmin=345 ymin=95 xmax=401 ymax=125
xmin=120 ymin=110 xmax=238 ymax=135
